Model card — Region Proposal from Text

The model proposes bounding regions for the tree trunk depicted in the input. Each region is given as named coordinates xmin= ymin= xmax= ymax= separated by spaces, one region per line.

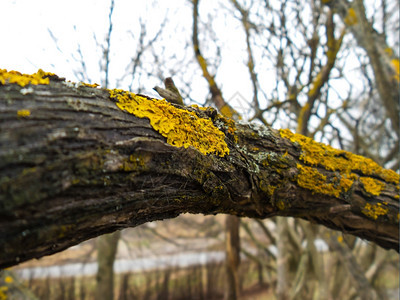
xmin=276 ymin=218 xmax=289 ymax=300
xmin=224 ymin=215 xmax=240 ymax=300
xmin=96 ymin=231 xmax=120 ymax=300
xmin=0 ymin=76 xmax=398 ymax=268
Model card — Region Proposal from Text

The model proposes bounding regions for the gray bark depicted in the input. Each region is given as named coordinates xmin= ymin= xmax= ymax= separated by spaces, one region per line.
xmin=0 ymin=81 xmax=398 ymax=268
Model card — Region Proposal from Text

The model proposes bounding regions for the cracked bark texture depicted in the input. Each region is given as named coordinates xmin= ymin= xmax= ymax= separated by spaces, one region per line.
xmin=0 ymin=81 xmax=398 ymax=268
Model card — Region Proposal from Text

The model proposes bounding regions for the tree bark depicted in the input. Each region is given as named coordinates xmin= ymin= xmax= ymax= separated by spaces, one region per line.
xmin=276 ymin=218 xmax=289 ymax=300
xmin=224 ymin=215 xmax=240 ymax=300
xmin=96 ymin=231 xmax=120 ymax=300
xmin=0 ymin=79 xmax=398 ymax=268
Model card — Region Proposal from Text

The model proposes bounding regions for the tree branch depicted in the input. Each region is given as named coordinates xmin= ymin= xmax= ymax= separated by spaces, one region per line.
xmin=0 ymin=72 xmax=398 ymax=268
xmin=325 ymin=0 xmax=400 ymax=135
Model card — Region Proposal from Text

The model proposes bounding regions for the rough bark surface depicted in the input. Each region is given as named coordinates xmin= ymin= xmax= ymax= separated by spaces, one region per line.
xmin=0 ymin=80 xmax=398 ymax=268
xmin=96 ymin=231 xmax=120 ymax=300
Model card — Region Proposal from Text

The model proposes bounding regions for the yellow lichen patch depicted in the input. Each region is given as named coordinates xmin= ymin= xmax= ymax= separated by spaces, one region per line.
xmin=191 ymin=104 xmax=237 ymax=138
xmin=391 ymin=58 xmax=399 ymax=82
xmin=360 ymin=177 xmax=385 ymax=196
xmin=0 ymin=286 xmax=8 ymax=300
xmin=297 ymin=164 xmax=354 ymax=197
xmin=297 ymin=164 xmax=343 ymax=197
xmin=110 ymin=89 xmax=229 ymax=157
xmin=279 ymin=129 xmax=399 ymax=185
xmin=339 ymin=175 xmax=356 ymax=193
xmin=344 ymin=7 xmax=357 ymax=26
xmin=384 ymin=47 xmax=394 ymax=56
xmin=0 ymin=69 xmax=52 ymax=87
xmin=276 ymin=200 xmax=285 ymax=210
xmin=17 ymin=109 xmax=31 ymax=117
xmin=80 ymin=82 xmax=100 ymax=88
xmin=4 ymin=276 xmax=13 ymax=284
xmin=362 ymin=202 xmax=388 ymax=220
xmin=222 ymin=116 xmax=237 ymax=137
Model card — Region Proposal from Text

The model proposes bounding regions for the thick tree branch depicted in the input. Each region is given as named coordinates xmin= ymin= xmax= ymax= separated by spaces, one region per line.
xmin=0 ymin=73 xmax=398 ymax=268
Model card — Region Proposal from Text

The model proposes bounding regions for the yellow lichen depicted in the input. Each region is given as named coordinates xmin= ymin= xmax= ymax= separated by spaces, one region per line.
xmin=80 ymin=82 xmax=100 ymax=88
xmin=4 ymin=277 xmax=13 ymax=284
xmin=0 ymin=286 xmax=8 ymax=300
xmin=0 ymin=69 xmax=52 ymax=87
xmin=360 ymin=177 xmax=385 ymax=196
xmin=391 ymin=58 xmax=399 ymax=82
xmin=339 ymin=174 xmax=356 ymax=193
xmin=344 ymin=7 xmax=357 ymax=26
xmin=279 ymin=129 xmax=399 ymax=184
xmin=280 ymin=129 xmax=400 ymax=198
xmin=17 ymin=109 xmax=31 ymax=117
xmin=110 ymin=89 xmax=230 ymax=157
xmin=384 ymin=47 xmax=393 ymax=56
xmin=297 ymin=164 xmax=344 ymax=197
xmin=362 ymin=202 xmax=388 ymax=220
xmin=276 ymin=200 xmax=285 ymax=210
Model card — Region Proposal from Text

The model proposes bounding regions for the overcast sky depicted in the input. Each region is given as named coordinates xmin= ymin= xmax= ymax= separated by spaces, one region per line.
xmin=1 ymin=1 xmax=186 ymax=80
xmin=1 ymin=0 xmax=398 ymax=127
xmin=0 ymin=0 xmax=254 ymax=107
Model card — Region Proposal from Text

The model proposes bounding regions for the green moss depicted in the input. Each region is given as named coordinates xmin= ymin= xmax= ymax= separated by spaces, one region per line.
xmin=110 ymin=89 xmax=230 ymax=157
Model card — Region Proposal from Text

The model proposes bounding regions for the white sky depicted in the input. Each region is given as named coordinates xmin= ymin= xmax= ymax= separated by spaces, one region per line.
xmin=1 ymin=0 xmax=397 ymax=129
xmin=0 ymin=1 xmax=180 ymax=79
xmin=0 ymin=0 xmax=254 ymax=108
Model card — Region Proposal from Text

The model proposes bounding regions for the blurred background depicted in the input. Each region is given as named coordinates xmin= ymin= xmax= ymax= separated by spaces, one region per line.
xmin=0 ymin=0 xmax=399 ymax=299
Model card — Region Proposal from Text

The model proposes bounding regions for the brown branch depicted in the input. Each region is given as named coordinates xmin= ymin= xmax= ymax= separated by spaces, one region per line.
xmin=325 ymin=0 xmax=400 ymax=136
xmin=297 ymin=10 xmax=345 ymax=136
xmin=0 ymin=79 xmax=398 ymax=268
xmin=230 ymin=0 xmax=263 ymax=123
xmin=192 ymin=0 xmax=240 ymax=120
